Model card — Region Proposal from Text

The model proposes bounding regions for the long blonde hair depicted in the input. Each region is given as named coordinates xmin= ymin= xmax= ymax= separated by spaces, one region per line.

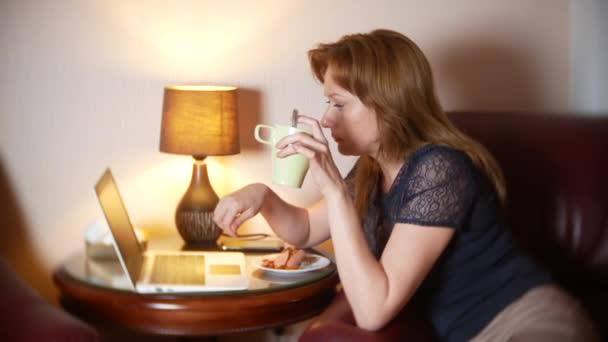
xmin=308 ymin=29 xmax=506 ymax=218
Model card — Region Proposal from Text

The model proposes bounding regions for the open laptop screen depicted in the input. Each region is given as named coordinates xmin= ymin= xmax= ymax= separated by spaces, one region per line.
xmin=94 ymin=168 xmax=144 ymax=287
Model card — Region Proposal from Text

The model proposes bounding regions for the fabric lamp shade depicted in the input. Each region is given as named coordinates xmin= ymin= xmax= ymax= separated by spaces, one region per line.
xmin=160 ymin=85 xmax=239 ymax=157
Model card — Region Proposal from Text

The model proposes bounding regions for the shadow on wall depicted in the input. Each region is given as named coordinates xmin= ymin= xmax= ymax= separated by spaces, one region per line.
xmin=436 ymin=41 xmax=545 ymax=111
xmin=0 ymin=157 xmax=57 ymax=304
xmin=237 ymin=87 xmax=263 ymax=152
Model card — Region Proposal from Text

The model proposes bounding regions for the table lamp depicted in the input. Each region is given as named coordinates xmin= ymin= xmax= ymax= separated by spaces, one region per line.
xmin=159 ymin=85 xmax=239 ymax=246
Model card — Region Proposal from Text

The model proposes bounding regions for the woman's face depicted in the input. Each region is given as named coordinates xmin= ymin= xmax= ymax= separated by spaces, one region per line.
xmin=320 ymin=67 xmax=380 ymax=156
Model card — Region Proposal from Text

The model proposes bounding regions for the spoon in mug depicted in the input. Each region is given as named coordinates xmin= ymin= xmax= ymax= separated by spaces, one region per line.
xmin=291 ymin=109 xmax=299 ymax=128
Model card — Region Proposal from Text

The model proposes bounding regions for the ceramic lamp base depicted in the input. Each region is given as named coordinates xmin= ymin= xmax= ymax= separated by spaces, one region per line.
xmin=175 ymin=158 xmax=221 ymax=246
xmin=175 ymin=209 xmax=222 ymax=244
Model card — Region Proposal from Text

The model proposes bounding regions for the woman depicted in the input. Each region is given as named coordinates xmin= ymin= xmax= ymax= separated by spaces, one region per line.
xmin=213 ymin=29 xmax=597 ymax=341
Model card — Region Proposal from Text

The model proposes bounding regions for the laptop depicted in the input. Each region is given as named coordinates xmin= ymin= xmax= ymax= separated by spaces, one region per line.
xmin=94 ymin=168 xmax=249 ymax=293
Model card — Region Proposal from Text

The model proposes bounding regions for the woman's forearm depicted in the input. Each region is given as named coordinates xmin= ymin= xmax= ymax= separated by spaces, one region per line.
xmin=259 ymin=186 xmax=311 ymax=247
xmin=324 ymin=188 xmax=391 ymax=329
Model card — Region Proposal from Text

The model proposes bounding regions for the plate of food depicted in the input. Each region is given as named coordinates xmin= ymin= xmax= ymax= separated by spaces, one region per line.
xmin=252 ymin=247 xmax=331 ymax=275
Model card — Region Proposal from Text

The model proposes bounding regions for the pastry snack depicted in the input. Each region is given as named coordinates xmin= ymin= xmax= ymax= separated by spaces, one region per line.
xmin=261 ymin=247 xmax=307 ymax=270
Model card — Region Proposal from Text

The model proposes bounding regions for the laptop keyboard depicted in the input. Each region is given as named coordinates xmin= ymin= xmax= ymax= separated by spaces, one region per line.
xmin=150 ymin=254 xmax=205 ymax=285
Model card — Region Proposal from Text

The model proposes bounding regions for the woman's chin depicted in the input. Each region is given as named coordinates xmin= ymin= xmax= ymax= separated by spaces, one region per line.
xmin=337 ymin=144 xmax=355 ymax=156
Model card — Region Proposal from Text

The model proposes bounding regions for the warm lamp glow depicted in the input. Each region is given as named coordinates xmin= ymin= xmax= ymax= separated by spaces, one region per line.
xmin=100 ymin=1 xmax=302 ymax=78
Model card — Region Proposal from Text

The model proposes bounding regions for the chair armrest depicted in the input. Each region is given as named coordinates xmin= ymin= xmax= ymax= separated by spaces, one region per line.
xmin=0 ymin=258 xmax=99 ymax=341
xmin=299 ymin=291 xmax=436 ymax=342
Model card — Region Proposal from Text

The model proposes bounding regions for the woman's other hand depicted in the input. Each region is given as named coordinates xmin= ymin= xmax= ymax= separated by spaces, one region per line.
xmin=276 ymin=115 xmax=346 ymax=198
xmin=213 ymin=183 xmax=269 ymax=237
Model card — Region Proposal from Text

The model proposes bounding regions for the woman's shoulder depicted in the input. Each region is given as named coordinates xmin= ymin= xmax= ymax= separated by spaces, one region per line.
xmin=395 ymin=144 xmax=480 ymax=197
xmin=411 ymin=144 xmax=467 ymax=158
xmin=408 ymin=144 xmax=473 ymax=171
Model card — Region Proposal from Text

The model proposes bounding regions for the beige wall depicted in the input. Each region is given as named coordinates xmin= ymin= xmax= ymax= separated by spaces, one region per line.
xmin=0 ymin=0 xmax=570 ymax=302
xmin=571 ymin=0 xmax=608 ymax=113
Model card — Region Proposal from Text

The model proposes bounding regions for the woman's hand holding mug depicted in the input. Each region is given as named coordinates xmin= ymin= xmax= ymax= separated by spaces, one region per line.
xmin=276 ymin=115 xmax=346 ymax=198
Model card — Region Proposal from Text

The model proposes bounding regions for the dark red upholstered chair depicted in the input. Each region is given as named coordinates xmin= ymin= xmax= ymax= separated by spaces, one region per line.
xmin=301 ymin=291 xmax=436 ymax=341
xmin=0 ymin=258 xmax=99 ymax=341
xmin=300 ymin=112 xmax=608 ymax=341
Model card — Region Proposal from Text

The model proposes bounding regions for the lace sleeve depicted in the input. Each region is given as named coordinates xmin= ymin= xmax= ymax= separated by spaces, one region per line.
xmin=395 ymin=147 xmax=476 ymax=229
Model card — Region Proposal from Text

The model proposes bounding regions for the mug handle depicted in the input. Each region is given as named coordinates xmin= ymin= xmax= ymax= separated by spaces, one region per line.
xmin=254 ymin=124 xmax=274 ymax=145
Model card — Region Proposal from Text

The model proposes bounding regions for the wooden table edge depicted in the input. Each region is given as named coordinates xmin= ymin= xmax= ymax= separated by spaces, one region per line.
xmin=53 ymin=265 xmax=339 ymax=336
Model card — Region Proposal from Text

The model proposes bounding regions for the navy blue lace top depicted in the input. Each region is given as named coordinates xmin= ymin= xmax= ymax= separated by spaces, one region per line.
xmin=345 ymin=145 xmax=551 ymax=341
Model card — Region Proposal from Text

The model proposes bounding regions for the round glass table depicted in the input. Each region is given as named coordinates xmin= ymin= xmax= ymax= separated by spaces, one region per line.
xmin=54 ymin=245 xmax=338 ymax=337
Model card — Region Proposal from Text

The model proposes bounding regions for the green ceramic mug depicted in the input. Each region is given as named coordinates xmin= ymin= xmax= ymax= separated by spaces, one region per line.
xmin=254 ymin=124 xmax=311 ymax=188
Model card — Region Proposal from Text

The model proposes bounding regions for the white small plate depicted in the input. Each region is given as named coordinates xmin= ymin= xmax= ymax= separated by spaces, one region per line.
xmin=252 ymin=253 xmax=331 ymax=275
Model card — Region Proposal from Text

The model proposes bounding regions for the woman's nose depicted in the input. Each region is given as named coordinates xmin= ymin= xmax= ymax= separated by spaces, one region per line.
xmin=320 ymin=112 xmax=333 ymax=128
